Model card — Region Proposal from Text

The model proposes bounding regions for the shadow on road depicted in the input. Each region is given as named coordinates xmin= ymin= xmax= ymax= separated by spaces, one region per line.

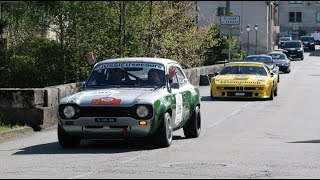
xmin=307 ymin=48 xmax=320 ymax=57
xmin=287 ymin=140 xmax=320 ymax=143
xmin=201 ymin=96 xmax=264 ymax=102
xmin=12 ymin=135 xmax=186 ymax=155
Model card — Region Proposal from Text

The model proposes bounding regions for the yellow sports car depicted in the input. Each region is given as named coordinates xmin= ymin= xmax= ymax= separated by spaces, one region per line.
xmin=210 ymin=62 xmax=278 ymax=100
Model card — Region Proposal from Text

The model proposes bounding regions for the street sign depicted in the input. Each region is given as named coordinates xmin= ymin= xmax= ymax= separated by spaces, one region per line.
xmin=222 ymin=49 xmax=238 ymax=54
xmin=220 ymin=15 xmax=240 ymax=25
xmin=220 ymin=28 xmax=240 ymax=36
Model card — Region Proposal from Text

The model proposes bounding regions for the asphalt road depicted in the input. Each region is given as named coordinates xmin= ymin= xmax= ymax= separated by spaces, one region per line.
xmin=1 ymin=49 xmax=320 ymax=178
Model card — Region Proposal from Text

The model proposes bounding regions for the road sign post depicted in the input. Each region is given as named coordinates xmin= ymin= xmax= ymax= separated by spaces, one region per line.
xmin=220 ymin=15 xmax=240 ymax=59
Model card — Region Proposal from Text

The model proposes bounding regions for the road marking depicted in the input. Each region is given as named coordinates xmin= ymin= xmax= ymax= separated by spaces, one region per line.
xmin=68 ymin=172 xmax=93 ymax=179
xmin=207 ymin=102 xmax=252 ymax=129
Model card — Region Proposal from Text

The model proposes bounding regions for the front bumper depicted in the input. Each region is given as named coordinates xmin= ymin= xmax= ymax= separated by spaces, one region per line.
xmin=211 ymin=85 xmax=272 ymax=99
xmin=59 ymin=117 xmax=152 ymax=139
xmin=284 ymin=51 xmax=303 ymax=59
xmin=278 ymin=65 xmax=290 ymax=72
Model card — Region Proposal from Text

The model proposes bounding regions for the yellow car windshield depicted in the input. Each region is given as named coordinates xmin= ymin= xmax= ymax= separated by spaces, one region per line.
xmin=220 ymin=65 xmax=267 ymax=76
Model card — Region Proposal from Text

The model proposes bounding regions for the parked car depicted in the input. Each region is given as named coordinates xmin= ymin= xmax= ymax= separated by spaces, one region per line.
xmin=57 ymin=57 xmax=201 ymax=148
xmin=282 ymin=40 xmax=304 ymax=60
xmin=244 ymin=54 xmax=280 ymax=82
xmin=210 ymin=62 xmax=278 ymax=100
xmin=307 ymin=32 xmax=320 ymax=45
xmin=278 ymin=36 xmax=292 ymax=48
xmin=268 ymin=52 xmax=291 ymax=73
xmin=300 ymin=36 xmax=316 ymax=51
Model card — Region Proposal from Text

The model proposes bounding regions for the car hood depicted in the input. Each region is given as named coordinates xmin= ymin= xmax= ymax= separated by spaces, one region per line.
xmin=273 ymin=59 xmax=288 ymax=64
xmin=60 ymin=88 xmax=167 ymax=106
xmin=214 ymin=74 xmax=268 ymax=85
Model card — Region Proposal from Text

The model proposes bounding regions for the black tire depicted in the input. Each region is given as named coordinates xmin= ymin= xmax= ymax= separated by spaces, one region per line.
xmin=274 ymin=86 xmax=278 ymax=97
xmin=58 ymin=124 xmax=81 ymax=148
xmin=183 ymin=106 xmax=201 ymax=138
xmin=210 ymin=90 xmax=215 ymax=100
xmin=301 ymin=56 xmax=304 ymax=60
xmin=268 ymin=85 xmax=274 ymax=100
xmin=278 ymin=75 xmax=280 ymax=83
xmin=153 ymin=112 xmax=173 ymax=148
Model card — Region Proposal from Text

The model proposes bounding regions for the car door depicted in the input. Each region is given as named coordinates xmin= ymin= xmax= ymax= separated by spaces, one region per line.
xmin=168 ymin=64 xmax=191 ymax=127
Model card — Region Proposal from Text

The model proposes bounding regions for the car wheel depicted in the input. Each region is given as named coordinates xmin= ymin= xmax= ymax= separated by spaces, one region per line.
xmin=301 ymin=56 xmax=304 ymax=60
xmin=278 ymin=75 xmax=280 ymax=83
xmin=268 ymin=85 xmax=274 ymax=100
xmin=210 ymin=90 xmax=215 ymax=100
xmin=153 ymin=112 xmax=172 ymax=148
xmin=274 ymin=86 xmax=278 ymax=97
xmin=286 ymin=68 xmax=291 ymax=73
xmin=58 ymin=124 xmax=81 ymax=148
xmin=183 ymin=106 xmax=201 ymax=138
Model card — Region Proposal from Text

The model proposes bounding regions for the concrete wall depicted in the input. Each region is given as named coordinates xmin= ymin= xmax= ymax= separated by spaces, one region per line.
xmin=0 ymin=64 xmax=224 ymax=131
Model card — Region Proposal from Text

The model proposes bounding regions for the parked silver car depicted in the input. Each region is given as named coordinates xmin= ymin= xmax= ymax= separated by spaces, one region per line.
xmin=268 ymin=52 xmax=291 ymax=73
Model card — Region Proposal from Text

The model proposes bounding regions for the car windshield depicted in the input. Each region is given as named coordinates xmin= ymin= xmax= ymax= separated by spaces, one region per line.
xmin=86 ymin=62 xmax=166 ymax=88
xmin=281 ymin=37 xmax=291 ymax=41
xmin=220 ymin=65 xmax=267 ymax=76
xmin=283 ymin=42 xmax=301 ymax=48
xmin=268 ymin=53 xmax=286 ymax=60
xmin=244 ymin=56 xmax=273 ymax=63
xmin=300 ymin=37 xmax=314 ymax=41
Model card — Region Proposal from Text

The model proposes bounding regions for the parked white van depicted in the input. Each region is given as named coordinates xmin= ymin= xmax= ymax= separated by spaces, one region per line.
xmin=307 ymin=32 xmax=320 ymax=44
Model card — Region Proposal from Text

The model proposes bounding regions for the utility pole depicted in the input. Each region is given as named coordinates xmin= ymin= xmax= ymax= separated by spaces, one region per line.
xmin=226 ymin=1 xmax=230 ymax=15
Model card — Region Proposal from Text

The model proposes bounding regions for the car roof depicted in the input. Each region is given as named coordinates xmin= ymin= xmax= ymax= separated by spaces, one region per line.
xmin=268 ymin=51 xmax=286 ymax=55
xmin=287 ymin=40 xmax=302 ymax=42
xmin=225 ymin=62 xmax=265 ymax=66
xmin=97 ymin=57 xmax=179 ymax=66
xmin=246 ymin=54 xmax=272 ymax=58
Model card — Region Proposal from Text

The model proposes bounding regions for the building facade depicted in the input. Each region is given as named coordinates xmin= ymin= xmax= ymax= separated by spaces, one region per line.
xmin=196 ymin=1 xmax=278 ymax=55
xmin=278 ymin=1 xmax=320 ymax=39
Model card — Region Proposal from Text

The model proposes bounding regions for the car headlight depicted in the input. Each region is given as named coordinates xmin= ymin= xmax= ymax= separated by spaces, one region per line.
xmin=63 ymin=106 xmax=76 ymax=118
xmin=136 ymin=105 xmax=149 ymax=118
xmin=310 ymin=42 xmax=314 ymax=45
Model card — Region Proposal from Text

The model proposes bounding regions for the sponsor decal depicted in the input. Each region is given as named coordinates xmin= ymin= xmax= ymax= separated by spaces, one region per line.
xmin=175 ymin=93 xmax=183 ymax=125
xmin=98 ymin=62 xmax=164 ymax=70
xmin=91 ymin=97 xmax=121 ymax=105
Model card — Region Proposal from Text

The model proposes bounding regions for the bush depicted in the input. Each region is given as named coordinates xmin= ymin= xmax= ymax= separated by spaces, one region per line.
xmin=0 ymin=37 xmax=65 ymax=88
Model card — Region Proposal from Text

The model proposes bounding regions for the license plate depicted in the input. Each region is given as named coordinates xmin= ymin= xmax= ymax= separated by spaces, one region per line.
xmin=235 ymin=92 xmax=245 ymax=96
xmin=95 ymin=118 xmax=116 ymax=122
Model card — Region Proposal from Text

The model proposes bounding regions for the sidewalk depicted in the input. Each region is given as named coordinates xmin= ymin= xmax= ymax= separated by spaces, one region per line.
xmin=0 ymin=126 xmax=34 ymax=143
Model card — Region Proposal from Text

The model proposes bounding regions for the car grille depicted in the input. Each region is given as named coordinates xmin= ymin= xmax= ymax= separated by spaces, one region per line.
xmin=218 ymin=86 xmax=263 ymax=91
xmin=80 ymin=107 xmax=132 ymax=117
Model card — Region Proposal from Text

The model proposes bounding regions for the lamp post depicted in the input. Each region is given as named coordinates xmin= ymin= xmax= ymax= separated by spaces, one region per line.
xmin=247 ymin=24 xmax=250 ymax=55
xmin=255 ymin=24 xmax=258 ymax=54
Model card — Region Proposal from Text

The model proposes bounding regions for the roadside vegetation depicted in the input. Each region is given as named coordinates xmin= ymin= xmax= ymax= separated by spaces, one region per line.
xmin=0 ymin=1 xmax=244 ymax=88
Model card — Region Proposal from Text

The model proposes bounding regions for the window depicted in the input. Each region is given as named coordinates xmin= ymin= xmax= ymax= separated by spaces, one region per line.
xmin=296 ymin=12 xmax=302 ymax=22
xmin=217 ymin=7 xmax=225 ymax=16
xmin=289 ymin=12 xmax=302 ymax=22
xmin=317 ymin=12 xmax=320 ymax=22
xmin=289 ymin=1 xmax=302 ymax=4
xmin=289 ymin=12 xmax=295 ymax=22
xmin=317 ymin=1 xmax=320 ymax=4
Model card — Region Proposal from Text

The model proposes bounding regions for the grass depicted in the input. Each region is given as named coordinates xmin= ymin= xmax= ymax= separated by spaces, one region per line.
xmin=0 ymin=123 xmax=21 ymax=132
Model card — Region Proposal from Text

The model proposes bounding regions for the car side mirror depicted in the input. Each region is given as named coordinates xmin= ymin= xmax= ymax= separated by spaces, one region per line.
xmin=214 ymin=72 xmax=220 ymax=76
xmin=170 ymin=83 xmax=180 ymax=89
xmin=270 ymin=72 xmax=274 ymax=77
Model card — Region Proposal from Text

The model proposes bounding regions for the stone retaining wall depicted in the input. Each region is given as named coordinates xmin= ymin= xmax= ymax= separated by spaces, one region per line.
xmin=0 ymin=64 xmax=224 ymax=131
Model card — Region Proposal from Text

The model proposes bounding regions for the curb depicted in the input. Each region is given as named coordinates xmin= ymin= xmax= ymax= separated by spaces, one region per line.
xmin=0 ymin=126 xmax=34 ymax=142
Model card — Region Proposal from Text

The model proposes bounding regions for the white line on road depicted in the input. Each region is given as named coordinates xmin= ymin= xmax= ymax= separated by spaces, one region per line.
xmin=207 ymin=102 xmax=253 ymax=129
xmin=68 ymin=172 xmax=93 ymax=179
